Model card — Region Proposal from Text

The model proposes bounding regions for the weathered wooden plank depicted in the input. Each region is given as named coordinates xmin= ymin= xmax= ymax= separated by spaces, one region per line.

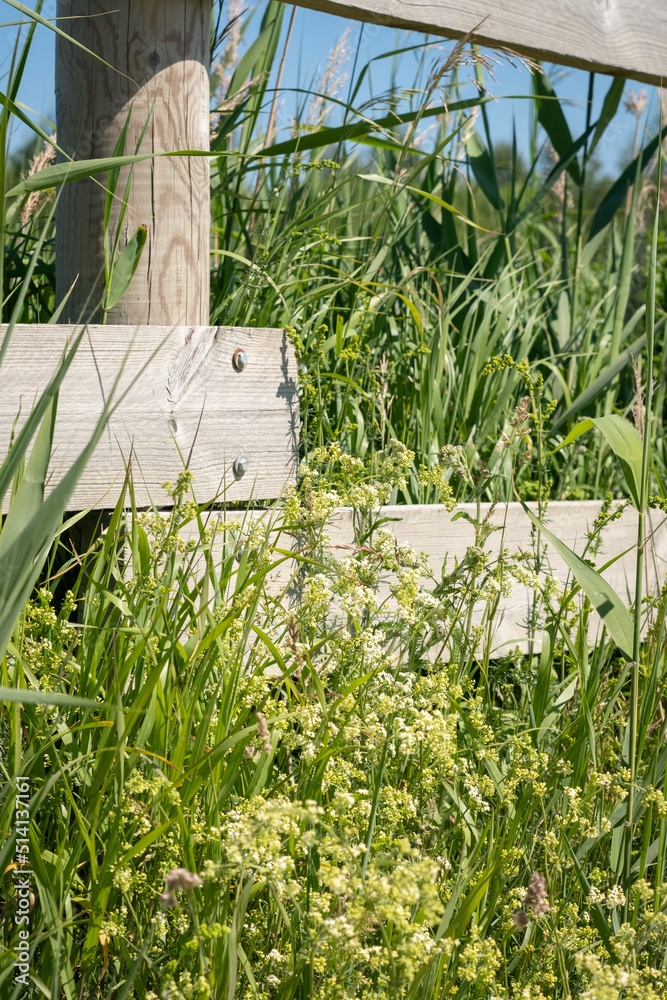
xmin=55 ymin=0 xmax=210 ymax=326
xmin=324 ymin=502 xmax=666 ymax=656
xmin=1 ymin=325 xmax=298 ymax=509
xmin=182 ymin=501 xmax=667 ymax=657
xmin=284 ymin=0 xmax=667 ymax=87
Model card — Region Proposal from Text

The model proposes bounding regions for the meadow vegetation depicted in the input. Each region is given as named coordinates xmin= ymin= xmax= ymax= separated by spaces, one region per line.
xmin=1 ymin=2 xmax=667 ymax=998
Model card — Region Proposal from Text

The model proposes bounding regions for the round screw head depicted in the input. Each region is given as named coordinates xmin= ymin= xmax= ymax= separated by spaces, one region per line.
xmin=233 ymin=454 xmax=249 ymax=477
xmin=233 ymin=348 xmax=248 ymax=371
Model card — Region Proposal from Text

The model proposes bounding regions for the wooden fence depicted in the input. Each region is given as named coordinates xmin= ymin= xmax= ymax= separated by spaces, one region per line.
xmin=282 ymin=0 xmax=667 ymax=86
xmin=179 ymin=501 xmax=667 ymax=656
xmin=4 ymin=1 xmax=666 ymax=656
xmin=1 ymin=324 xmax=297 ymax=509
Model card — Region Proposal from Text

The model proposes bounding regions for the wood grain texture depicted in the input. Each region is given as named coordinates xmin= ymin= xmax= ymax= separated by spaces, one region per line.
xmin=55 ymin=0 xmax=210 ymax=326
xmin=183 ymin=501 xmax=667 ymax=657
xmin=1 ymin=325 xmax=298 ymax=509
xmin=284 ymin=0 xmax=667 ymax=86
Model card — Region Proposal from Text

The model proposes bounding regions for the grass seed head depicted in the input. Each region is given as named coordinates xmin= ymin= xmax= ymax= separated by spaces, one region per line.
xmin=523 ymin=871 xmax=550 ymax=916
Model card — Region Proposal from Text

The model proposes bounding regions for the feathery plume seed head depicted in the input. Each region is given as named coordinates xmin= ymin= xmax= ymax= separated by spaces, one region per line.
xmin=307 ymin=27 xmax=352 ymax=128
xmin=256 ymin=711 xmax=272 ymax=753
xmin=512 ymin=872 xmax=549 ymax=930
xmin=20 ymin=136 xmax=56 ymax=227
xmin=212 ymin=0 xmax=244 ymax=96
xmin=624 ymin=88 xmax=648 ymax=119
xmin=158 ymin=868 xmax=203 ymax=909
xmin=523 ymin=872 xmax=550 ymax=916
xmin=165 ymin=868 xmax=203 ymax=892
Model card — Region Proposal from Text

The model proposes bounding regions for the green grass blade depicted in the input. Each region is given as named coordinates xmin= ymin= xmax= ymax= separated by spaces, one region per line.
xmin=553 ymin=414 xmax=644 ymax=510
xmin=0 ymin=688 xmax=97 ymax=708
xmin=533 ymin=67 xmax=582 ymax=186
xmin=520 ymin=501 xmax=634 ymax=656
xmin=104 ymin=224 xmax=147 ymax=311
xmin=551 ymin=334 xmax=646 ymax=430
xmin=589 ymin=126 xmax=666 ymax=240
xmin=589 ymin=76 xmax=626 ymax=158
xmin=465 ymin=128 xmax=504 ymax=210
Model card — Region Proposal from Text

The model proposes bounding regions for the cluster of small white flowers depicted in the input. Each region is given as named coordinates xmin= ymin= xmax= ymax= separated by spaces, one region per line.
xmin=390 ymin=567 xmax=424 ymax=624
xmin=370 ymin=529 xmax=421 ymax=573
xmin=111 ymin=866 xmax=134 ymax=892
xmin=605 ymin=884 xmax=627 ymax=909
xmin=373 ymin=528 xmax=400 ymax=568
xmin=477 ymin=575 xmax=513 ymax=602
xmin=302 ymin=574 xmax=334 ymax=627
xmin=337 ymin=560 xmax=377 ymax=618
xmin=587 ymin=885 xmax=605 ymax=905
xmin=311 ymin=489 xmax=344 ymax=523
xmin=348 ymin=482 xmax=391 ymax=509
xmin=359 ymin=629 xmax=391 ymax=671
xmin=463 ymin=774 xmax=491 ymax=812
xmin=218 ymin=797 xmax=324 ymax=895
xmin=509 ymin=563 xmax=542 ymax=590
xmin=244 ymin=517 xmax=268 ymax=550
xmin=101 ymin=907 xmax=127 ymax=939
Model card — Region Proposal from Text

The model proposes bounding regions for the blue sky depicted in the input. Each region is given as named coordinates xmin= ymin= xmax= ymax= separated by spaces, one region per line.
xmin=0 ymin=0 xmax=654 ymax=174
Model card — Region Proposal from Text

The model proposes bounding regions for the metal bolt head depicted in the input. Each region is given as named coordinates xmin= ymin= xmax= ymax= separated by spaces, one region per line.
xmin=233 ymin=454 xmax=249 ymax=477
xmin=233 ymin=348 xmax=248 ymax=371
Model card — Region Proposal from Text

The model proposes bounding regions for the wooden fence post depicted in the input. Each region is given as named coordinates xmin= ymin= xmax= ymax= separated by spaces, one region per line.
xmin=0 ymin=1 xmax=296 ymax=514
xmin=55 ymin=0 xmax=211 ymax=327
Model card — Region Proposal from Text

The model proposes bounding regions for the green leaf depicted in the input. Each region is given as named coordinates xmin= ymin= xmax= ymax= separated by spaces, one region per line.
xmin=589 ymin=127 xmax=666 ymax=241
xmin=0 ymin=377 xmax=116 ymax=661
xmin=105 ymin=225 xmax=147 ymax=311
xmin=553 ymin=414 xmax=644 ymax=510
xmin=0 ymin=687 xmax=97 ymax=709
xmin=258 ymin=95 xmax=497 ymax=160
xmin=316 ymin=372 xmax=374 ymax=403
xmin=226 ymin=20 xmax=277 ymax=100
xmin=551 ymin=335 xmax=646 ymax=431
xmin=589 ymin=77 xmax=626 ymax=158
xmin=533 ymin=68 xmax=582 ymax=186
xmin=7 ymin=149 xmax=226 ymax=198
xmin=0 ymin=329 xmax=84 ymax=506
xmin=104 ymin=106 xmax=134 ymax=237
xmin=520 ymin=501 xmax=634 ymax=657
xmin=136 ymin=525 xmax=151 ymax=578
xmin=512 ymin=122 xmax=594 ymax=230
xmin=465 ymin=129 xmax=504 ymax=210
xmin=0 ymin=90 xmax=62 ymax=155
xmin=358 ymin=173 xmax=493 ymax=232
xmin=7 ymin=152 xmax=158 ymax=196
xmin=0 ymin=396 xmax=55 ymax=558
xmin=564 ymin=834 xmax=616 ymax=957
xmin=5 ymin=96 xmax=533 ymax=200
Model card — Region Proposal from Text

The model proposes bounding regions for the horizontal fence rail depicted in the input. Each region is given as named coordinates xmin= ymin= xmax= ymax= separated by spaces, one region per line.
xmin=284 ymin=0 xmax=667 ymax=86
xmin=1 ymin=325 xmax=298 ymax=509
xmin=179 ymin=501 xmax=667 ymax=658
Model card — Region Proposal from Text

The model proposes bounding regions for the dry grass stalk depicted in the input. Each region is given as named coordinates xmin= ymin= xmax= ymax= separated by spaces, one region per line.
xmin=631 ymin=356 xmax=646 ymax=441
xmin=307 ymin=26 xmax=353 ymax=128
xmin=547 ymin=144 xmax=574 ymax=223
xmin=212 ymin=0 xmax=245 ymax=98
xmin=20 ymin=136 xmax=56 ymax=227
